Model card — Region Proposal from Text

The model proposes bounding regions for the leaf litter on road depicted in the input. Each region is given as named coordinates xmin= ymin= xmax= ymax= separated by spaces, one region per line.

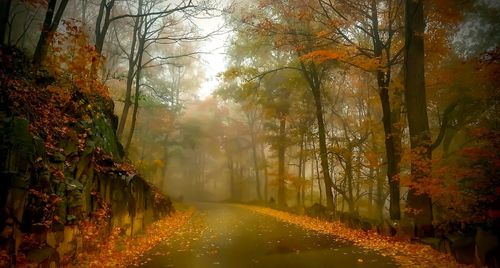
xmin=239 ymin=205 xmax=467 ymax=268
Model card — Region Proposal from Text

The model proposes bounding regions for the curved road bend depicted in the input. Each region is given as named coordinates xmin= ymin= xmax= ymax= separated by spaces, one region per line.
xmin=140 ymin=203 xmax=397 ymax=268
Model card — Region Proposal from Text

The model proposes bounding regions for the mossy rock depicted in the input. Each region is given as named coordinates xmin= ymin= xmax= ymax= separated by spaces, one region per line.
xmin=9 ymin=174 xmax=30 ymax=189
xmin=0 ymin=117 xmax=35 ymax=172
xmin=75 ymin=156 xmax=91 ymax=182
xmin=92 ymin=115 xmax=120 ymax=159
xmin=26 ymin=245 xmax=56 ymax=263
xmin=33 ymin=136 xmax=46 ymax=157
xmin=421 ymin=237 xmax=442 ymax=250
xmin=66 ymin=180 xmax=83 ymax=210
xmin=60 ymin=139 xmax=78 ymax=157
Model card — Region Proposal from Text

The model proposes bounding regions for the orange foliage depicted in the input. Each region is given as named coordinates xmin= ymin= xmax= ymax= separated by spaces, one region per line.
xmin=46 ymin=19 xmax=109 ymax=98
xmin=301 ymin=48 xmax=381 ymax=72
xmin=73 ymin=210 xmax=193 ymax=267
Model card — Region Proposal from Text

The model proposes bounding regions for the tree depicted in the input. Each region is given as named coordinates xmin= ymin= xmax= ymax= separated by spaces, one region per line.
xmin=311 ymin=0 xmax=405 ymax=220
xmin=94 ymin=0 xmax=116 ymax=55
xmin=404 ymin=0 xmax=433 ymax=238
xmin=235 ymin=0 xmax=339 ymax=209
xmin=114 ymin=0 xmax=215 ymax=148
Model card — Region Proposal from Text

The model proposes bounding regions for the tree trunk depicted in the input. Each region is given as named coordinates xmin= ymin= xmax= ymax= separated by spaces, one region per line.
xmin=117 ymin=67 xmax=134 ymax=139
xmin=249 ymin=119 xmax=262 ymax=201
xmin=117 ymin=0 xmax=142 ymax=139
xmin=33 ymin=0 xmax=69 ymax=66
xmin=252 ymin=141 xmax=262 ymax=201
xmin=355 ymin=153 xmax=362 ymax=214
xmin=312 ymin=141 xmax=323 ymax=205
xmin=404 ymin=0 xmax=434 ymax=238
xmin=368 ymin=166 xmax=374 ymax=216
xmin=81 ymin=0 xmax=88 ymax=25
xmin=0 ymin=0 xmax=12 ymax=46
xmin=33 ymin=0 xmax=56 ymax=65
xmin=239 ymin=164 xmax=244 ymax=199
xmin=305 ymin=64 xmax=335 ymax=209
xmin=297 ymin=132 xmax=304 ymax=206
xmin=346 ymin=152 xmax=354 ymax=213
xmin=313 ymin=87 xmax=334 ymax=209
xmin=228 ymin=157 xmax=235 ymax=201
xmin=376 ymin=167 xmax=385 ymax=221
xmin=277 ymin=115 xmax=287 ymax=206
xmin=260 ymin=143 xmax=269 ymax=202
xmin=124 ymin=27 xmax=146 ymax=153
xmin=301 ymin=154 xmax=307 ymax=206
xmin=379 ymin=85 xmax=402 ymax=220
xmin=162 ymin=136 xmax=169 ymax=191
xmin=310 ymin=142 xmax=314 ymax=203
xmin=369 ymin=0 xmax=402 ymax=220
xmin=300 ymin=135 xmax=306 ymax=206
xmin=124 ymin=74 xmax=140 ymax=153
xmin=90 ymin=0 xmax=115 ymax=77
xmin=94 ymin=0 xmax=115 ymax=54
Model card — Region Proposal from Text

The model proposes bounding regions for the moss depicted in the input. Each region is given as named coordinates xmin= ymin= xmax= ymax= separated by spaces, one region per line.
xmin=91 ymin=115 xmax=121 ymax=159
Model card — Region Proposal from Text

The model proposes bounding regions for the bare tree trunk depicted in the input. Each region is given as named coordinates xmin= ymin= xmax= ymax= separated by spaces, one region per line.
xmin=310 ymin=142 xmax=314 ymax=203
xmin=301 ymin=61 xmax=334 ymax=209
xmin=301 ymin=172 xmax=306 ymax=206
xmin=379 ymin=86 xmax=402 ymax=220
xmin=90 ymin=0 xmax=115 ymax=78
xmin=162 ymin=136 xmax=169 ymax=191
xmin=404 ymin=0 xmax=433 ymax=238
xmin=355 ymin=153 xmax=362 ymax=214
xmin=0 ymin=0 xmax=12 ymax=46
xmin=376 ymin=168 xmax=385 ymax=221
xmin=124 ymin=74 xmax=140 ymax=153
xmin=124 ymin=26 xmax=146 ymax=153
xmin=94 ymin=0 xmax=115 ymax=54
xmin=249 ymin=117 xmax=262 ymax=201
xmin=260 ymin=143 xmax=269 ymax=202
xmin=33 ymin=0 xmax=69 ymax=65
xmin=346 ymin=152 xmax=354 ymax=213
xmin=81 ymin=0 xmax=88 ymax=25
xmin=117 ymin=0 xmax=142 ymax=139
xmin=313 ymin=90 xmax=334 ymax=209
xmin=297 ymin=132 xmax=304 ymax=206
xmin=367 ymin=0 xmax=402 ymax=221
xmin=277 ymin=115 xmax=287 ymax=206
xmin=228 ymin=157 xmax=235 ymax=201
xmin=252 ymin=140 xmax=262 ymax=201
xmin=300 ymin=135 xmax=306 ymax=206
xmin=368 ymin=166 xmax=374 ymax=216
xmin=312 ymin=140 xmax=322 ymax=205
xmin=33 ymin=0 xmax=56 ymax=65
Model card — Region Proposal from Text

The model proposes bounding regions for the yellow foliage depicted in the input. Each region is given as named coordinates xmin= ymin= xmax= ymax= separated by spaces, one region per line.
xmin=153 ymin=159 xmax=165 ymax=168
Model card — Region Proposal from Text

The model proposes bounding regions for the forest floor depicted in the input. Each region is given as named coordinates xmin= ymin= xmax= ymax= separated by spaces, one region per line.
xmin=139 ymin=203 xmax=421 ymax=268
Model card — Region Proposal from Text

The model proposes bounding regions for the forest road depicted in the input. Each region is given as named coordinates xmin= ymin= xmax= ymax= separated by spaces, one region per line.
xmin=139 ymin=203 xmax=397 ymax=268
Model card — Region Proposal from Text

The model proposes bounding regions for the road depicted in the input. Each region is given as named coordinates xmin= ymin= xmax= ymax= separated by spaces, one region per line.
xmin=140 ymin=203 xmax=397 ymax=268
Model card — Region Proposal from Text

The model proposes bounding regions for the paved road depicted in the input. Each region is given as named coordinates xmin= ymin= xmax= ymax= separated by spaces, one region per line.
xmin=140 ymin=203 xmax=397 ymax=268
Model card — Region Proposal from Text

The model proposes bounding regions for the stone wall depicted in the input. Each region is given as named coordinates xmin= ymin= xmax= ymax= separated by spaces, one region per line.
xmin=0 ymin=114 xmax=172 ymax=267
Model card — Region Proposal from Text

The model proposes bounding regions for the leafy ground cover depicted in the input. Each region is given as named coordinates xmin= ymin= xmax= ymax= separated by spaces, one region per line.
xmin=74 ymin=209 xmax=194 ymax=267
xmin=241 ymin=205 xmax=467 ymax=268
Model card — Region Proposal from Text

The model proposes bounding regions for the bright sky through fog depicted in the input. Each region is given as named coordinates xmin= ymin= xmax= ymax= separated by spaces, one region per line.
xmin=196 ymin=11 xmax=229 ymax=99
